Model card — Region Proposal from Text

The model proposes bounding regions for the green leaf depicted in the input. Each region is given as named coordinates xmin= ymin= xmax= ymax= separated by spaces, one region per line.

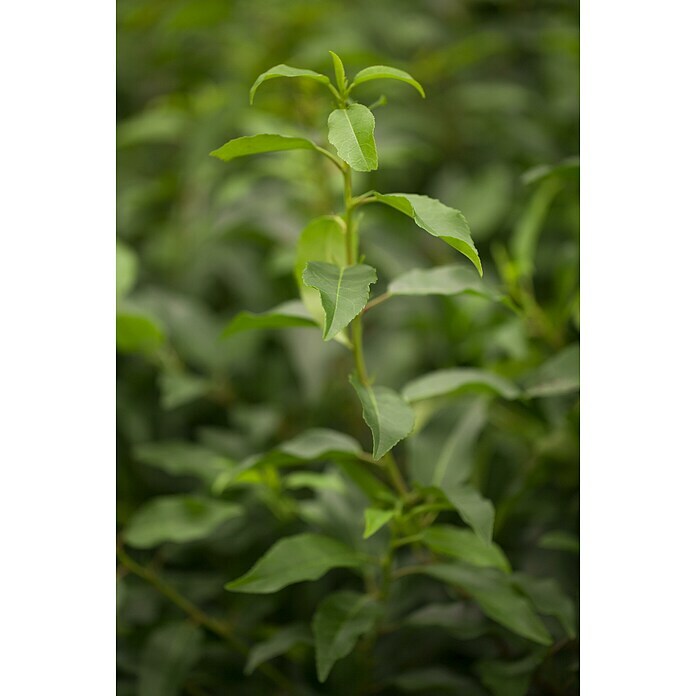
xmin=474 ymin=653 xmax=545 ymax=696
xmin=209 ymin=133 xmax=319 ymax=162
xmin=124 ymin=495 xmax=243 ymax=548
xmin=389 ymin=265 xmax=495 ymax=300
xmin=374 ymin=193 xmax=481 ymax=275
xmin=402 ymin=368 xmax=520 ymax=403
xmin=329 ymin=51 xmax=347 ymax=91
xmin=116 ymin=240 xmax=138 ymax=300
xmin=337 ymin=461 xmax=398 ymax=504
xmin=138 ymin=621 xmax=203 ymax=696
xmin=350 ymin=374 xmax=415 ymax=460
xmin=225 ymin=533 xmax=363 ymax=594
xmin=524 ymin=343 xmax=580 ymax=398
xmin=249 ymin=64 xmax=331 ymax=104
xmin=351 ymin=65 xmax=425 ymax=98
xmin=116 ymin=312 xmax=165 ymax=354
xmin=244 ymin=624 xmax=313 ymax=675
xmin=221 ymin=300 xmax=318 ymax=338
xmin=302 ymin=261 xmax=377 ymax=341
xmin=285 ymin=471 xmax=347 ymax=493
xmin=440 ymin=485 xmax=495 ymax=545
xmin=423 ymin=525 xmax=510 ymax=572
xmin=327 ymin=104 xmax=378 ymax=172
xmin=158 ymin=372 xmax=211 ymax=410
xmin=363 ymin=507 xmax=395 ymax=539
xmin=390 ymin=668 xmax=485 ymax=694
xmin=312 ymin=591 xmax=381 ymax=682
xmin=403 ymin=602 xmax=488 ymax=641
xmin=420 ymin=563 xmax=553 ymax=645
xmin=512 ymin=573 xmax=577 ymax=639
xmin=538 ymin=530 xmax=580 ymax=553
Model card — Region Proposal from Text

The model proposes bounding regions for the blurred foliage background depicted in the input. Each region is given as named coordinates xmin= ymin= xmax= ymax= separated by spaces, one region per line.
xmin=117 ymin=0 xmax=579 ymax=694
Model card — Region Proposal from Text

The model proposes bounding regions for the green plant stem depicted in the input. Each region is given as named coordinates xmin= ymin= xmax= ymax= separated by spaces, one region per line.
xmin=116 ymin=545 xmax=293 ymax=694
xmin=362 ymin=291 xmax=391 ymax=314
xmin=382 ymin=451 xmax=409 ymax=497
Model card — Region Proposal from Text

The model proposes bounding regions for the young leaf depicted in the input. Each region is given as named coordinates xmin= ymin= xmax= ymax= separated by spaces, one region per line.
xmin=350 ymin=65 xmax=425 ymax=98
xmin=350 ymin=374 xmax=415 ymax=460
xmin=225 ymin=533 xmax=363 ymax=594
xmin=210 ymin=133 xmax=320 ymax=162
xmin=327 ymin=103 xmax=378 ymax=172
xmin=221 ymin=300 xmax=318 ymax=338
xmin=138 ymin=621 xmax=203 ymax=696
xmin=124 ymin=495 xmax=243 ymax=548
xmin=388 ymin=265 xmax=495 ymax=300
xmin=374 ymin=193 xmax=482 ymax=275
xmin=420 ymin=564 xmax=553 ymax=645
xmin=329 ymin=51 xmax=347 ymax=92
xmin=249 ymin=64 xmax=331 ymax=104
xmin=244 ymin=624 xmax=313 ymax=675
xmin=423 ymin=525 xmax=510 ymax=572
xmin=363 ymin=507 xmax=395 ymax=539
xmin=312 ymin=591 xmax=382 ymax=682
xmin=440 ymin=485 xmax=495 ymax=545
xmin=523 ymin=343 xmax=580 ymax=398
xmin=302 ymin=261 xmax=377 ymax=341
xmin=402 ymin=368 xmax=520 ymax=403
xmin=512 ymin=573 xmax=577 ymax=639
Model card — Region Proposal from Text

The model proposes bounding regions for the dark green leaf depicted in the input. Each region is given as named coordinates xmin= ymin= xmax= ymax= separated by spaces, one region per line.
xmin=475 ymin=653 xmax=545 ymax=696
xmin=439 ymin=485 xmax=495 ymax=545
xmin=209 ymin=133 xmax=319 ymax=162
xmin=303 ymin=262 xmax=377 ymax=340
xmin=390 ymin=668 xmax=484 ymax=694
xmin=327 ymin=104 xmax=378 ymax=172
xmin=403 ymin=368 xmax=520 ymax=403
xmin=524 ymin=344 xmax=579 ymax=398
xmin=538 ymin=530 xmax=580 ymax=553
xmin=249 ymin=64 xmax=331 ymax=104
xmin=350 ymin=374 xmax=415 ymax=460
xmin=423 ymin=525 xmax=510 ymax=572
xmin=312 ymin=591 xmax=381 ymax=682
xmin=351 ymin=65 xmax=425 ymax=98
xmin=225 ymin=533 xmax=363 ymax=594
xmin=244 ymin=624 xmax=313 ymax=675
xmin=512 ymin=573 xmax=577 ymax=639
xmin=221 ymin=300 xmax=317 ymax=338
xmin=404 ymin=602 xmax=488 ymax=641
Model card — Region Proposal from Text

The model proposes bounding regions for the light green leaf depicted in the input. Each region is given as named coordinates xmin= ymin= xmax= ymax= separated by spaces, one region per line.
xmin=374 ymin=193 xmax=482 ymax=275
xmin=158 ymin=372 xmax=210 ymax=410
xmin=524 ymin=344 xmax=580 ymax=398
xmin=138 ymin=621 xmax=203 ymax=696
xmin=303 ymin=261 xmax=377 ymax=341
xmin=512 ymin=573 xmax=577 ymax=639
xmin=363 ymin=508 xmax=395 ymax=539
xmin=221 ymin=300 xmax=318 ymax=338
xmin=420 ymin=563 xmax=553 ymax=645
xmin=350 ymin=374 xmax=415 ymax=460
xmin=116 ymin=312 xmax=165 ymax=355
xmin=389 ymin=265 xmax=495 ymax=300
xmin=440 ymin=485 xmax=495 ymax=545
xmin=249 ymin=64 xmax=331 ymax=104
xmin=327 ymin=104 xmax=378 ymax=172
xmin=350 ymin=65 xmax=425 ymax=98
xmin=124 ymin=495 xmax=243 ymax=548
xmin=403 ymin=368 xmax=520 ymax=403
xmin=225 ymin=533 xmax=363 ymax=594
xmin=423 ymin=525 xmax=510 ymax=572
xmin=117 ymin=240 xmax=138 ymax=300
xmin=329 ymin=51 xmax=347 ymax=91
xmin=209 ymin=133 xmax=319 ymax=162
xmin=244 ymin=624 xmax=313 ymax=675
xmin=285 ymin=471 xmax=347 ymax=493
xmin=312 ymin=591 xmax=382 ymax=682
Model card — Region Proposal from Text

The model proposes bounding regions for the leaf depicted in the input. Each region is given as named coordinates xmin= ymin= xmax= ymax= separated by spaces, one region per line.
xmin=363 ymin=508 xmax=395 ymax=539
xmin=474 ymin=653 xmax=545 ymax=696
xmin=389 ymin=265 xmax=496 ymax=300
xmin=312 ymin=591 xmax=381 ymax=682
xmin=244 ymin=624 xmax=313 ymax=675
xmin=524 ymin=343 xmax=580 ymax=398
xmin=117 ymin=240 xmax=138 ymax=300
xmin=351 ymin=65 xmax=425 ymax=98
xmin=423 ymin=525 xmax=510 ymax=572
xmin=138 ymin=621 xmax=203 ymax=696
xmin=158 ymin=372 xmax=210 ymax=410
xmin=440 ymin=484 xmax=495 ymax=545
xmin=327 ymin=104 xmax=378 ymax=172
xmin=512 ymin=573 xmax=577 ymax=639
xmin=285 ymin=471 xmax=347 ymax=493
xmin=337 ymin=461 xmax=398 ymax=504
xmin=402 ymin=368 xmax=520 ymax=403
xmin=116 ymin=312 xmax=165 ymax=355
xmin=420 ymin=563 xmax=553 ymax=645
xmin=302 ymin=262 xmax=377 ymax=341
xmin=221 ymin=300 xmax=318 ymax=338
xmin=538 ymin=530 xmax=580 ymax=553
xmin=404 ymin=602 xmax=487 ymax=641
xmin=209 ymin=133 xmax=319 ymax=162
xmin=225 ymin=533 xmax=363 ymax=594
xmin=329 ymin=51 xmax=347 ymax=91
xmin=124 ymin=495 xmax=243 ymax=548
xmin=249 ymin=64 xmax=331 ymax=104
xmin=374 ymin=193 xmax=481 ymax=275
xmin=390 ymin=668 xmax=485 ymax=694
xmin=350 ymin=374 xmax=415 ymax=460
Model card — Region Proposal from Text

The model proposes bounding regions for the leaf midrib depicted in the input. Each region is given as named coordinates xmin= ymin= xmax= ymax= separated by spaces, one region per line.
xmin=327 ymin=265 xmax=345 ymax=337
xmin=339 ymin=108 xmax=369 ymax=170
